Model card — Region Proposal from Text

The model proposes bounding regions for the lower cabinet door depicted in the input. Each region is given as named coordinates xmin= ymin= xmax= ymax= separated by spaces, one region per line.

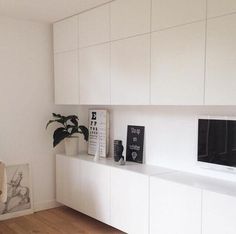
xmin=79 ymin=160 xmax=110 ymax=224
xmin=150 ymin=177 xmax=202 ymax=234
xmin=202 ymin=190 xmax=236 ymax=234
xmin=56 ymin=155 xmax=110 ymax=224
xmin=56 ymin=155 xmax=81 ymax=209
xmin=110 ymin=168 xmax=149 ymax=234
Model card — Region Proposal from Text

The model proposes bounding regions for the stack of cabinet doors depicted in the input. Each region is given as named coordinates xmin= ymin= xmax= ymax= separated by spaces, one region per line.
xmin=53 ymin=0 xmax=236 ymax=105
xmin=56 ymin=154 xmax=236 ymax=234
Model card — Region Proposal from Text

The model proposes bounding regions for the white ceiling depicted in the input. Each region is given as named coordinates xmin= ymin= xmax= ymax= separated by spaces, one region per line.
xmin=0 ymin=0 xmax=112 ymax=23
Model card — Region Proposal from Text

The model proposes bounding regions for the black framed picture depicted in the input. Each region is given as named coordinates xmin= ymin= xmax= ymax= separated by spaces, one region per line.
xmin=126 ymin=125 xmax=145 ymax=164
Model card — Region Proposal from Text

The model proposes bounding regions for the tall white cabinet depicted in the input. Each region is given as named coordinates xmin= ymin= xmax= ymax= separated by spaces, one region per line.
xmin=111 ymin=35 xmax=150 ymax=105
xmin=78 ymin=5 xmax=110 ymax=105
xmin=79 ymin=44 xmax=110 ymax=105
xmin=151 ymin=22 xmax=205 ymax=105
xmin=53 ymin=0 xmax=236 ymax=105
xmin=53 ymin=16 xmax=78 ymax=53
xmin=53 ymin=16 xmax=79 ymax=105
xmin=54 ymin=51 xmax=79 ymax=105
xmin=110 ymin=0 xmax=151 ymax=40
xmin=205 ymin=14 xmax=236 ymax=105
xmin=152 ymin=0 xmax=206 ymax=31
xmin=207 ymin=0 xmax=236 ymax=18
xmin=78 ymin=4 xmax=110 ymax=48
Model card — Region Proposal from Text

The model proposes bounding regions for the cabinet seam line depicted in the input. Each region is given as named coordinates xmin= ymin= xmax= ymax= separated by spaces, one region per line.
xmin=203 ymin=0 xmax=208 ymax=105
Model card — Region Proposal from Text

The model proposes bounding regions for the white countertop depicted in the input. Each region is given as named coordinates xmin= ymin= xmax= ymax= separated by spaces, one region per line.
xmin=57 ymin=153 xmax=236 ymax=197
xmin=151 ymin=171 xmax=236 ymax=197
xmin=57 ymin=153 xmax=174 ymax=176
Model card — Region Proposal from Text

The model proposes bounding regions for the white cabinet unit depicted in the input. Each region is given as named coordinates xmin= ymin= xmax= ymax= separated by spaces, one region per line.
xmin=56 ymin=155 xmax=236 ymax=234
xmin=151 ymin=22 xmax=205 ymax=105
xmin=79 ymin=160 xmax=110 ymax=224
xmin=152 ymin=0 xmax=206 ymax=31
xmin=205 ymin=14 xmax=236 ymax=105
xmin=56 ymin=155 xmax=82 ymax=209
xmin=150 ymin=176 xmax=202 ymax=234
xmin=53 ymin=16 xmax=79 ymax=105
xmin=79 ymin=43 xmax=110 ymax=105
xmin=54 ymin=51 xmax=79 ymax=104
xmin=111 ymin=35 xmax=150 ymax=105
xmin=110 ymin=0 xmax=151 ymax=40
xmin=207 ymin=0 xmax=236 ymax=18
xmin=78 ymin=5 xmax=110 ymax=48
xmin=110 ymin=168 xmax=149 ymax=234
xmin=202 ymin=191 xmax=236 ymax=234
xmin=53 ymin=16 xmax=78 ymax=53
xmin=56 ymin=155 xmax=110 ymax=224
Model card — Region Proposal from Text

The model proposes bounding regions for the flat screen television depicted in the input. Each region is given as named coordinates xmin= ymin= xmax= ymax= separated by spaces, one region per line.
xmin=198 ymin=118 xmax=236 ymax=170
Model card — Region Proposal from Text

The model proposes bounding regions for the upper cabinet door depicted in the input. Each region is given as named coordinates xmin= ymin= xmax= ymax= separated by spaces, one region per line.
xmin=79 ymin=43 xmax=110 ymax=105
xmin=207 ymin=0 xmax=236 ymax=18
xmin=53 ymin=16 xmax=78 ymax=53
xmin=54 ymin=51 xmax=79 ymax=104
xmin=151 ymin=22 xmax=205 ymax=105
xmin=111 ymin=35 xmax=150 ymax=105
xmin=78 ymin=5 xmax=110 ymax=48
xmin=110 ymin=0 xmax=151 ymax=40
xmin=205 ymin=15 xmax=236 ymax=105
xmin=152 ymin=0 xmax=206 ymax=31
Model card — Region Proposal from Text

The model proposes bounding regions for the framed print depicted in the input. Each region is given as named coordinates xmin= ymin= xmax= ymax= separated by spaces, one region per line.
xmin=0 ymin=163 xmax=33 ymax=220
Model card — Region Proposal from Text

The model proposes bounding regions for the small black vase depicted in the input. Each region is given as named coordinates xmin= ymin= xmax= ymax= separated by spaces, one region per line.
xmin=114 ymin=140 xmax=124 ymax=162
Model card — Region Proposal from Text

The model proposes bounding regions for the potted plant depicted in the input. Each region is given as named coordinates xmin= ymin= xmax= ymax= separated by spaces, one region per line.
xmin=46 ymin=113 xmax=89 ymax=156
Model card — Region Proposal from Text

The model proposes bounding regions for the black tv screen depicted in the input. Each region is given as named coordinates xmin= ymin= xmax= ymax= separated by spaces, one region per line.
xmin=198 ymin=119 xmax=236 ymax=167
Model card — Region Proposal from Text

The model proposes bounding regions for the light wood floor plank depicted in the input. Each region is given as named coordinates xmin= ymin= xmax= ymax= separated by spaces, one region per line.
xmin=0 ymin=206 xmax=125 ymax=234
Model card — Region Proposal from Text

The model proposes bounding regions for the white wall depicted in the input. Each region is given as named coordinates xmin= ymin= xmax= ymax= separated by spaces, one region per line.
xmin=106 ymin=106 xmax=236 ymax=182
xmin=0 ymin=16 xmax=88 ymax=211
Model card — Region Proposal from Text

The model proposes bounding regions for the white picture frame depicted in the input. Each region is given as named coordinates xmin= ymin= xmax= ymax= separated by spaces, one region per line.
xmin=0 ymin=163 xmax=33 ymax=220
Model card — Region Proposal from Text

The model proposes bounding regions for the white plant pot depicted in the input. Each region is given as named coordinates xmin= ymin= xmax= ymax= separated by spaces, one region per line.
xmin=64 ymin=137 xmax=78 ymax=156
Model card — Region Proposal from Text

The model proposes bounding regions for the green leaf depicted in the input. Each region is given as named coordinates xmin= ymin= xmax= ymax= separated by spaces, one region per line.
xmin=46 ymin=120 xmax=56 ymax=129
xmin=64 ymin=115 xmax=78 ymax=121
xmin=46 ymin=119 xmax=65 ymax=129
xmin=52 ymin=113 xmax=63 ymax=118
xmin=53 ymin=127 xmax=69 ymax=147
xmin=66 ymin=125 xmax=77 ymax=135
xmin=70 ymin=127 xmax=79 ymax=135
xmin=64 ymin=115 xmax=78 ymax=126
xmin=78 ymin=125 xmax=89 ymax=141
xmin=70 ymin=117 xmax=78 ymax=126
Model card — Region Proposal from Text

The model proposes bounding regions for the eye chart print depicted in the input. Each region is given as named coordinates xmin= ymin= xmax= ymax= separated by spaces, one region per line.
xmin=126 ymin=125 xmax=145 ymax=163
xmin=88 ymin=110 xmax=109 ymax=157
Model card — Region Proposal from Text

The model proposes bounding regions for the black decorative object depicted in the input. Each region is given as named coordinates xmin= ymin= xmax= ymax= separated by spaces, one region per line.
xmin=114 ymin=140 xmax=124 ymax=162
xmin=126 ymin=125 xmax=145 ymax=163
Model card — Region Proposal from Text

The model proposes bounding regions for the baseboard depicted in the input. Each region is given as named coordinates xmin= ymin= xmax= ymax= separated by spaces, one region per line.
xmin=33 ymin=199 xmax=62 ymax=212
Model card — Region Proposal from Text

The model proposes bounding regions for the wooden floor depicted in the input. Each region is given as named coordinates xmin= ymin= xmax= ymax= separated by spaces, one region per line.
xmin=0 ymin=206 xmax=125 ymax=234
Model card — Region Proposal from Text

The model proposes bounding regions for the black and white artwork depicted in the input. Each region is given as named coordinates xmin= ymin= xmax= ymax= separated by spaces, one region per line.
xmin=0 ymin=164 xmax=31 ymax=216
xmin=126 ymin=125 xmax=145 ymax=164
